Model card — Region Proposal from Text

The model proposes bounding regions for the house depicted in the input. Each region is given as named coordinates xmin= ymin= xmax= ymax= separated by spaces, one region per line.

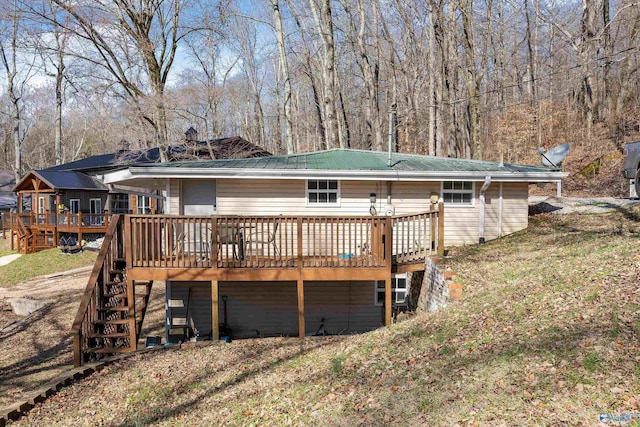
xmin=9 ymin=135 xmax=271 ymax=253
xmin=0 ymin=169 xmax=17 ymax=236
xmin=71 ymin=149 xmax=567 ymax=366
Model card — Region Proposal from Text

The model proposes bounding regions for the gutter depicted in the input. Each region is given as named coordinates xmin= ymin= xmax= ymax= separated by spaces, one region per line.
xmin=102 ymin=167 xmax=568 ymax=185
xmin=478 ymin=176 xmax=492 ymax=244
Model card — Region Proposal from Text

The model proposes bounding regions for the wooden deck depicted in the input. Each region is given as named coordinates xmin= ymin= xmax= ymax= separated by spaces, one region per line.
xmin=5 ymin=212 xmax=113 ymax=253
xmin=72 ymin=206 xmax=444 ymax=366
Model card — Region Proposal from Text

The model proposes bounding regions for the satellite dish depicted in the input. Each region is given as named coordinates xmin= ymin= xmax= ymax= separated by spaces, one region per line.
xmin=538 ymin=143 xmax=570 ymax=167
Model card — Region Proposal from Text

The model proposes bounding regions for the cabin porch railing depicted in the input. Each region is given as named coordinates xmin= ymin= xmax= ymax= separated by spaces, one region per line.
xmin=22 ymin=212 xmax=113 ymax=229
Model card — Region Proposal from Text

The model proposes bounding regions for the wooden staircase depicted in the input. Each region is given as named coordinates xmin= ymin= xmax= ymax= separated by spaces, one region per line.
xmin=72 ymin=215 xmax=154 ymax=366
xmin=33 ymin=229 xmax=56 ymax=252
xmin=15 ymin=216 xmax=35 ymax=254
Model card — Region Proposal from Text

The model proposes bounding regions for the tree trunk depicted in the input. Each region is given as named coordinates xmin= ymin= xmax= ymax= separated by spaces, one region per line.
xmin=310 ymin=0 xmax=340 ymax=149
xmin=271 ymin=0 xmax=295 ymax=154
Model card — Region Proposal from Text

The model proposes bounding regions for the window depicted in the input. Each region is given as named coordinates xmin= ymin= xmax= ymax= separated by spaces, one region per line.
xmin=38 ymin=196 xmax=46 ymax=214
xmin=137 ymin=196 xmax=151 ymax=214
xmin=111 ymin=194 xmax=129 ymax=214
xmin=307 ymin=180 xmax=339 ymax=205
xmin=69 ymin=199 xmax=80 ymax=214
xmin=90 ymin=198 xmax=102 ymax=225
xmin=375 ymin=274 xmax=409 ymax=306
xmin=442 ymin=181 xmax=474 ymax=206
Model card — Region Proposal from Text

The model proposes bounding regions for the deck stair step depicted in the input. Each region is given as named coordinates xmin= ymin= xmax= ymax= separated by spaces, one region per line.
xmin=93 ymin=319 xmax=132 ymax=326
xmin=98 ymin=305 xmax=128 ymax=312
xmin=88 ymin=332 xmax=131 ymax=339
xmin=103 ymin=292 xmax=127 ymax=299
xmin=86 ymin=347 xmax=132 ymax=354
xmin=105 ymin=281 xmax=124 ymax=286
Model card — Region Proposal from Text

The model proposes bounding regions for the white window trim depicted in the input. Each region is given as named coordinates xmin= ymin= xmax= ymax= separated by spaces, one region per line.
xmin=441 ymin=181 xmax=475 ymax=207
xmin=89 ymin=198 xmax=102 ymax=214
xmin=305 ymin=179 xmax=340 ymax=207
xmin=69 ymin=199 xmax=80 ymax=214
xmin=375 ymin=274 xmax=409 ymax=306
xmin=137 ymin=195 xmax=151 ymax=214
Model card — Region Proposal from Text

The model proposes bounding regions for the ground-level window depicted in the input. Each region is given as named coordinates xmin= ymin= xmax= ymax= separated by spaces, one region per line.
xmin=69 ymin=199 xmax=80 ymax=214
xmin=137 ymin=195 xmax=151 ymax=214
xmin=375 ymin=274 xmax=408 ymax=306
xmin=307 ymin=180 xmax=339 ymax=205
xmin=442 ymin=181 xmax=474 ymax=206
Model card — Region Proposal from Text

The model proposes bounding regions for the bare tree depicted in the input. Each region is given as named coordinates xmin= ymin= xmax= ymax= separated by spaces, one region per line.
xmin=270 ymin=0 xmax=295 ymax=153
xmin=309 ymin=0 xmax=340 ymax=149
xmin=0 ymin=0 xmax=34 ymax=182
xmin=37 ymin=0 xmax=190 ymax=160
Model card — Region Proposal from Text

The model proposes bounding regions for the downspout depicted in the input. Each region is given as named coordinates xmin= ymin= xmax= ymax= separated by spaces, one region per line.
xmin=498 ymin=182 xmax=503 ymax=237
xmin=478 ymin=176 xmax=492 ymax=244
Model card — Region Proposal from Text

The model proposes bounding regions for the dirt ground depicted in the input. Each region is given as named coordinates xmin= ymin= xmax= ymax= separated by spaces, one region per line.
xmin=529 ymin=195 xmax=640 ymax=214
xmin=0 ymin=269 xmax=166 ymax=409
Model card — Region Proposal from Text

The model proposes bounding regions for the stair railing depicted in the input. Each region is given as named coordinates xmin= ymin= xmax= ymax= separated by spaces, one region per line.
xmin=72 ymin=215 xmax=123 ymax=367
xmin=15 ymin=215 xmax=32 ymax=254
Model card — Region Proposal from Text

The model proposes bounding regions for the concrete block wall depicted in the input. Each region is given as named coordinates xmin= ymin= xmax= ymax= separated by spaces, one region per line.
xmin=412 ymin=258 xmax=463 ymax=313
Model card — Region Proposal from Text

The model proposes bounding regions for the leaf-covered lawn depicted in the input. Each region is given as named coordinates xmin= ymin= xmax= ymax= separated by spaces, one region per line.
xmin=14 ymin=208 xmax=640 ymax=426
xmin=0 ymin=248 xmax=96 ymax=287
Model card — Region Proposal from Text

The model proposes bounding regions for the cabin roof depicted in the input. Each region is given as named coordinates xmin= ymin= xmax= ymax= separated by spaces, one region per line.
xmin=13 ymin=170 xmax=109 ymax=192
xmin=44 ymin=137 xmax=271 ymax=174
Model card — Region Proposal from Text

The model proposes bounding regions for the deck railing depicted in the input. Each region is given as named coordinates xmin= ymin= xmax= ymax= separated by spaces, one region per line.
xmin=126 ymin=215 xmax=390 ymax=269
xmin=10 ymin=212 xmax=112 ymax=228
xmin=392 ymin=203 xmax=444 ymax=263
xmin=125 ymin=207 xmax=443 ymax=270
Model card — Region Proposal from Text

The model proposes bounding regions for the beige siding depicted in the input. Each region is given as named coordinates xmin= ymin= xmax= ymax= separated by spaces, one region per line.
xmin=500 ymin=182 xmax=529 ymax=235
xmin=218 ymin=281 xmax=298 ymax=338
xmin=217 ymin=179 xmax=379 ymax=216
xmin=304 ymin=281 xmax=383 ymax=334
xmin=167 ymin=179 xmax=181 ymax=215
xmin=166 ymin=178 xmax=531 ymax=247
xmin=168 ymin=281 xmax=212 ymax=341
xmin=166 ymin=280 xmax=383 ymax=340
xmin=394 ymin=181 xmax=480 ymax=246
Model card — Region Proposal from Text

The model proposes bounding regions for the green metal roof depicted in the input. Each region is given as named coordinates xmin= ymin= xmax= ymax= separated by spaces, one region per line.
xmin=140 ymin=149 xmax=557 ymax=173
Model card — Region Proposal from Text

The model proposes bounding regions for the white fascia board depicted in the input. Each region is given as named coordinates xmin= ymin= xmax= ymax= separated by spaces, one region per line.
xmin=102 ymin=166 xmax=568 ymax=184
xmin=102 ymin=168 xmax=135 ymax=184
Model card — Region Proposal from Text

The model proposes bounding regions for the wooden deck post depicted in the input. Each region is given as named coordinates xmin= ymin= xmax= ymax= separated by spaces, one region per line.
xmin=384 ymin=218 xmax=393 ymax=326
xmin=297 ymin=277 xmax=305 ymax=338
xmin=211 ymin=280 xmax=219 ymax=341
xmin=296 ymin=218 xmax=305 ymax=338
xmin=437 ymin=202 xmax=445 ymax=256
xmin=126 ymin=277 xmax=137 ymax=352
xmin=124 ymin=216 xmax=133 ymax=268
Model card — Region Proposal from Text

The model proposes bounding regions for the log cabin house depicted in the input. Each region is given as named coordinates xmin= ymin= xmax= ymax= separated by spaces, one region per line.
xmin=72 ymin=149 xmax=567 ymax=366
xmin=7 ymin=135 xmax=270 ymax=253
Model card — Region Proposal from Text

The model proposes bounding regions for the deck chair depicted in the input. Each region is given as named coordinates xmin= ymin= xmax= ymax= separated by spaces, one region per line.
xmin=245 ymin=222 xmax=280 ymax=257
xmin=217 ymin=224 xmax=241 ymax=259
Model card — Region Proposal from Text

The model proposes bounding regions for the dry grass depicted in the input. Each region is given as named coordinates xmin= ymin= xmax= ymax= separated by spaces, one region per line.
xmin=8 ymin=208 xmax=640 ymax=426
xmin=0 ymin=237 xmax=14 ymax=257
xmin=0 ymin=247 xmax=97 ymax=287
xmin=0 ymin=274 xmax=166 ymax=409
